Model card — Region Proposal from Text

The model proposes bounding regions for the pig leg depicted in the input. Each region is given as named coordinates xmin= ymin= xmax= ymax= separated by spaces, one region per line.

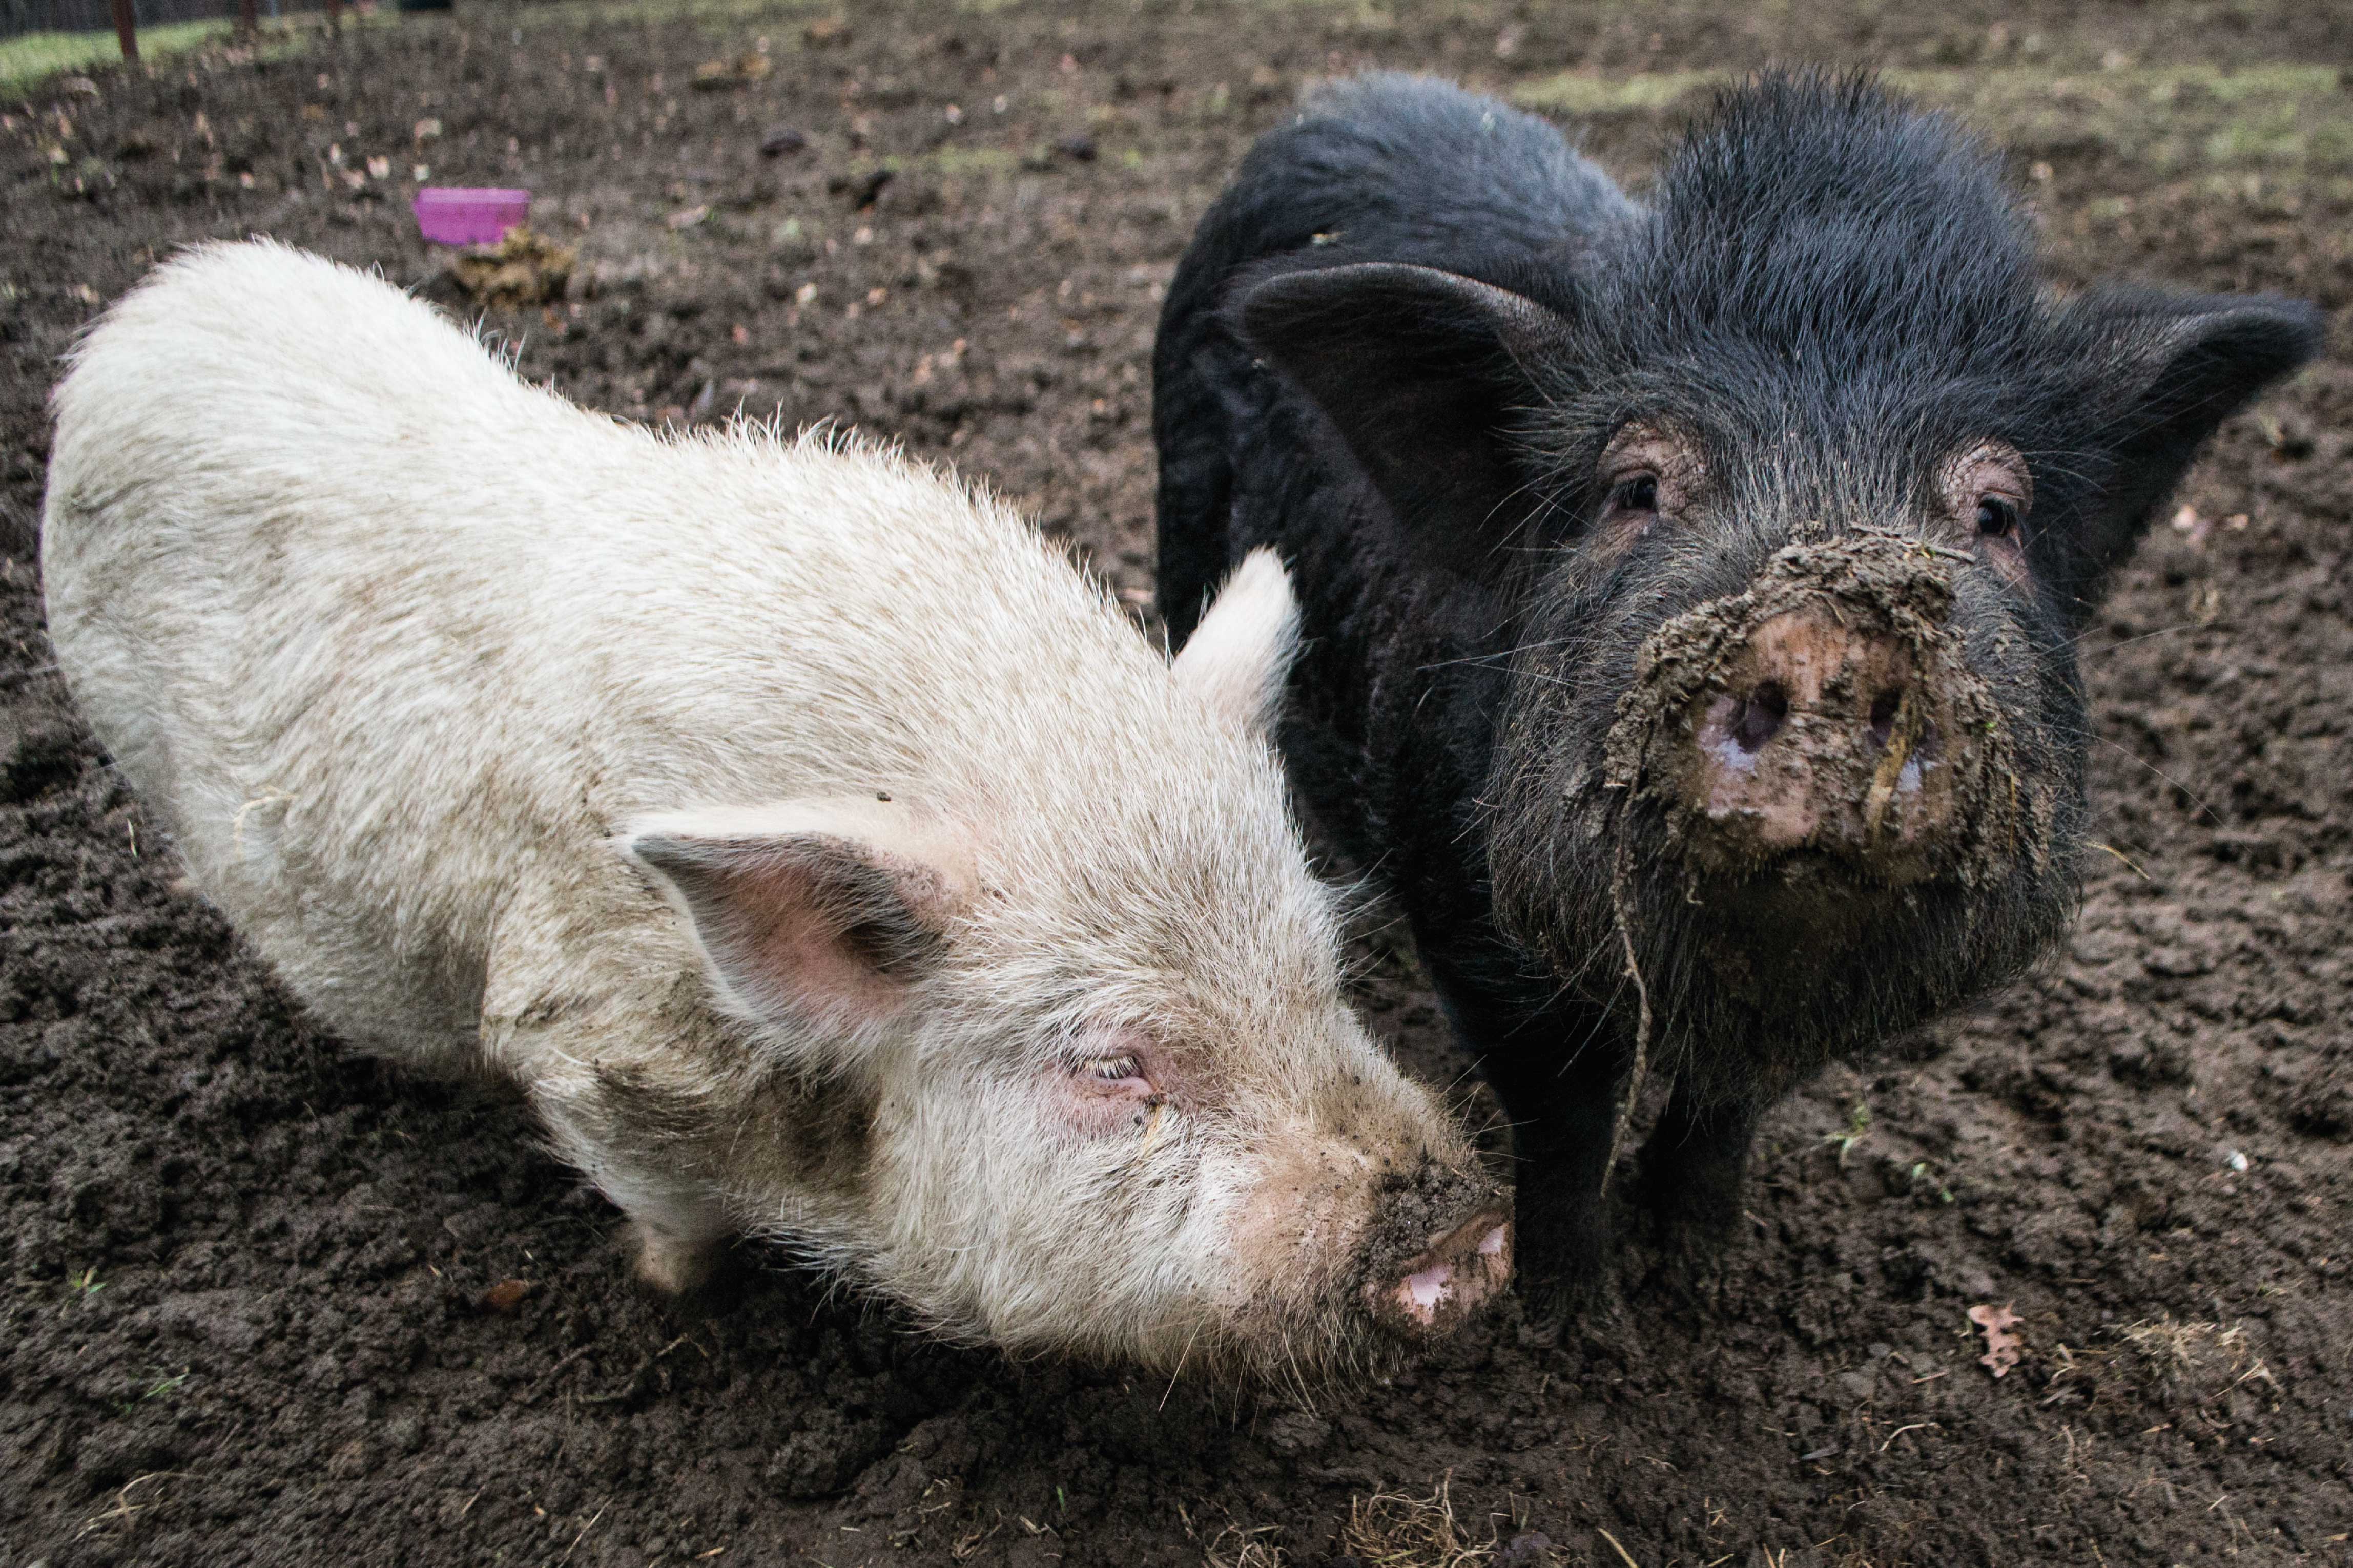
xmin=483 ymin=915 xmax=732 ymax=1294
xmin=1483 ymin=1050 xmax=1625 ymax=1322
xmin=533 ymin=1083 xmax=734 ymax=1293
xmin=1634 ymin=1080 xmax=1760 ymax=1248
xmin=1433 ymin=975 xmax=1626 ymax=1322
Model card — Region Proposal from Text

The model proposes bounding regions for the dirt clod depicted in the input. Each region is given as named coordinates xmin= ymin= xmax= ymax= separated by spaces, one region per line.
xmin=444 ymin=227 xmax=575 ymax=308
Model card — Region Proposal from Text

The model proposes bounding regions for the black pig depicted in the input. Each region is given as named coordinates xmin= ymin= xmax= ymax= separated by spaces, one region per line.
xmin=1153 ymin=71 xmax=2322 ymax=1316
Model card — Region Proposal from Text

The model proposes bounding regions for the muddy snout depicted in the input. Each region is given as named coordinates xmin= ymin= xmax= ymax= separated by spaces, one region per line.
xmin=1680 ymin=604 xmax=1965 ymax=876
xmin=1612 ymin=529 xmax=2016 ymax=889
xmin=1360 ymin=1166 xmax=1512 ymax=1337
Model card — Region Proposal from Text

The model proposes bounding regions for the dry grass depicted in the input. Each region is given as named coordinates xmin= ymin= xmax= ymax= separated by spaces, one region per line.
xmin=2117 ymin=1315 xmax=2279 ymax=1405
xmin=1202 ymin=1522 xmax=1290 ymax=1568
xmin=1339 ymin=1475 xmax=1501 ymax=1568
xmin=1199 ymin=1476 xmax=1531 ymax=1568
xmin=2044 ymin=1314 xmax=2280 ymax=1439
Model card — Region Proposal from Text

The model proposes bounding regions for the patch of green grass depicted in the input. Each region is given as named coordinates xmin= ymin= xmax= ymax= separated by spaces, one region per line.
xmin=1 ymin=19 xmax=235 ymax=100
xmin=1824 ymin=1100 xmax=1872 ymax=1167
xmin=116 ymin=1367 xmax=189 ymax=1416
xmin=63 ymin=1265 xmax=106 ymax=1311
xmin=1510 ymin=70 xmax=1723 ymax=116
xmin=1510 ymin=62 xmax=2353 ymax=176
xmin=1885 ymin=63 xmax=2353 ymax=173
xmin=1907 ymin=1160 xmax=1957 ymax=1205
xmin=923 ymin=144 xmax=1021 ymax=178
xmin=514 ymin=0 xmax=829 ymax=34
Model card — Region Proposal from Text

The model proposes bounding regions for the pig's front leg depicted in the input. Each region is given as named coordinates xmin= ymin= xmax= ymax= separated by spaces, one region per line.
xmin=1430 ymin=967 xmax=1625 ymax=1323
xmin=629 ymin=1211 xmax=730 ymax=1294
xmin=530 ymin=1079 xmax=736 ymax=1295
xmin=1635 ymin=1080 xmax=1760 ymax=1249
xmin=1481 ymin=1046 xmax=1625 ymax=1324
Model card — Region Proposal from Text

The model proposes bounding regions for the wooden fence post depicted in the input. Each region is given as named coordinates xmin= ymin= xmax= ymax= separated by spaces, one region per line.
xmin=325 ymin=0 xmax=343 ymax=26
xmin=111 ymin=0 xmax=138 ymax=61
xmin=238 ymin=0 xmax=257 ymax=31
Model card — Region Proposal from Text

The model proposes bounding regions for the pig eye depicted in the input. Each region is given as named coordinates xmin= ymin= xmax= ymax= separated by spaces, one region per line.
xmin=1975 ymin=496 xmax=2022 ymax=540
xmin=1607 ymin=473 xmax=1660 ymax=514
xmin=1084 ymin=1054 xmax=1141 ymax=1081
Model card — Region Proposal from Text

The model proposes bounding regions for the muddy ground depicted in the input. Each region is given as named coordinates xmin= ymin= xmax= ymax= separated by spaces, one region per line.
xmin=2 ymin=1 xmax=2349 ymax=1563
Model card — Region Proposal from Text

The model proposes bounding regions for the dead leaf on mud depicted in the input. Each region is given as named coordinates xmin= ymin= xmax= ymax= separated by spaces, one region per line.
xmin=447 ymin=228 xmax=575 ymax=308
xmin=1969 ymin=1302 xmax=2024 ymax=1377
xmin=480 ymin=1279 xmax=533 ymax=1314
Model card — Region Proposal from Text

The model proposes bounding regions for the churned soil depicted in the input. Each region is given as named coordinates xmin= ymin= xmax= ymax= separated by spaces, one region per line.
xmin=2 ymin=1 xmax=2348 ymax=1564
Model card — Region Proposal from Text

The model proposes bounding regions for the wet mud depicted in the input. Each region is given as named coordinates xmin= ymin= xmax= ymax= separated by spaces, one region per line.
xmin=2 ymin=2 xmax=2349 ymax=1564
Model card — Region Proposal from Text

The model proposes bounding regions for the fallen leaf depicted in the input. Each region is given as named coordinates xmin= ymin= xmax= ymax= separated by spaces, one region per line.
xmin=481 ymin=1279 xmax=533 ymax=1314
xmin=1968 ymin=1302 xmax=2024 ymax=1378
xmin=666 ymin=204 xmax=710 ymax=231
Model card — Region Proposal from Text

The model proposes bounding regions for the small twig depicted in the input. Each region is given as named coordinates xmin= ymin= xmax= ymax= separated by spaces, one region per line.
xmin=559 ymin=1502 xmax=608 ymax=1565
xmin=2090 ymin=841 xmax=2151 ymax=880
xmin=1603 ymin=835 xmax=1654 ymax=1191
xmin=1596 ymin=1527 xmax=1643 ymax=1568
xmin=581 ymin=1334 xmax=691 ymax=1405
xmin=1878 ymin=1421 xmax=1941 ymax=1452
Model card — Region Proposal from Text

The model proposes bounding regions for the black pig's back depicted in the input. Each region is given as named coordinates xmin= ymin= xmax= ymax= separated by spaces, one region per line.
xmin=1152 ymin=74 xmax=1632 ymax=642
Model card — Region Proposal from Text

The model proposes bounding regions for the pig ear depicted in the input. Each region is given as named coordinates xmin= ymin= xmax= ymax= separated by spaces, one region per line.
xmin=618 ymin=801 xmax=969 ymax=1051
xmin=2074 ymin=287 xmax=2324 ymax=581
xmin=1236 ymin=262 xmax=1575 ymax=551
xmin=1170 ymin=547 xmax=1299 ymax=736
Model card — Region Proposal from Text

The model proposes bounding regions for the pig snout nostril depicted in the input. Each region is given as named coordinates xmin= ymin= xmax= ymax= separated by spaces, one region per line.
xmin=1729 ymin=681 xmax=1789 ymax=755
xmin=1378 ymin=1207 xmax=1513 ymax=1332
xmin=1868 ymin=686 xmax=1904 ymax=749
xmin=1401 ymin=1262 xmax=1455 ymax=1318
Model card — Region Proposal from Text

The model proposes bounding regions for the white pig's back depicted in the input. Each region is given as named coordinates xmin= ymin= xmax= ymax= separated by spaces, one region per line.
xmin=40 ymin=241 xmax=1182 ymax=1059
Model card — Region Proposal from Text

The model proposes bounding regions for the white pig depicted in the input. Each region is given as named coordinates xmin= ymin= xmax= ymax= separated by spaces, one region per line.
xmin=38 ymin=241 xmax=1510 ymax=1379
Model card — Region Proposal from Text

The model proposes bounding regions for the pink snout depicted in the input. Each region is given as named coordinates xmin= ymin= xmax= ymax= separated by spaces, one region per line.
xmin=1373 ymin=1208 xmax=1513 ymax=1333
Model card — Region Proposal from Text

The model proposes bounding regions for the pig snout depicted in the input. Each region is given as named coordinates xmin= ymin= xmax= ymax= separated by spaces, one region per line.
xmin=1678 ymin=605 xmax=1966 ymax=879
xmin=1614 ymin=528 xmax=2018 ymax=894
xmin=1359 ymin=1169 xmax=1513 ymax=1336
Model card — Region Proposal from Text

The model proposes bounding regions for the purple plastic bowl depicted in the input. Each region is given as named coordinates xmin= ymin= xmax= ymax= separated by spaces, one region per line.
xmin=413 ymin=187 xmax=532 ymax=246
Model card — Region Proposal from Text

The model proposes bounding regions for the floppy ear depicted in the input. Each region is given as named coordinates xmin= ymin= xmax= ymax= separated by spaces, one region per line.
xmin=2072 ymin=287 xmax=2324 ymax=584
xmin=619 ymin=799 xmax=972 ymax=1056
xmin=1236 ymin=261 xmax=1576 ymax=551
xmin=1170 ymin=547 xmax=1299 ymax=736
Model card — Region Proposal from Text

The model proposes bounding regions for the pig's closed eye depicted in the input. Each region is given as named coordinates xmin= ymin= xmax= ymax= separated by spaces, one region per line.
xmin=1071 ymin=1051 xmax=1154 ymax=1101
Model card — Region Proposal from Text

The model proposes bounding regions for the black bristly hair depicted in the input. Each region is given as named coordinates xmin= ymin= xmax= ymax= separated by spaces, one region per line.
xmin=1152 ymin=67 xmax=2323 ymax=1314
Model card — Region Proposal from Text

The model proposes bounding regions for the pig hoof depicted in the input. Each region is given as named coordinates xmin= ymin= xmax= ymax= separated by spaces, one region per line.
xmin=633 ymin=1225 xmax=723 ymax=1295
xmin=1514 ymin=1267 xmax=1610 ymax=1333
